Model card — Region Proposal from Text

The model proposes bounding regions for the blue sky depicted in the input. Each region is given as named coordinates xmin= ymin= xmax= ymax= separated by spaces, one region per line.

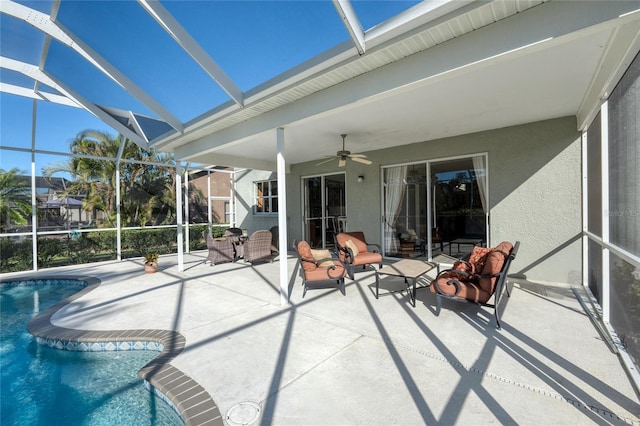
xmin=1 ymin=1 xmax=420 ymax=177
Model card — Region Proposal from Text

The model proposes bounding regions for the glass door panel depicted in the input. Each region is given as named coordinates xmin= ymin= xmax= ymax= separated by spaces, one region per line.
xmin=325 ymin=174 xmax=346 ymax=249
xmin=303 ymin=174 xmax=345 ymax=249
xmin=430 ymin=156 xmax=487 ymax=257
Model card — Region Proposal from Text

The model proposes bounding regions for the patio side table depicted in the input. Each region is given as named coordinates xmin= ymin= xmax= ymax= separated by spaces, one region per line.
xmin=449 ymin=238 xmax=483 ymax=255
xmin=375 ymin=259 xmax=437 ymax=307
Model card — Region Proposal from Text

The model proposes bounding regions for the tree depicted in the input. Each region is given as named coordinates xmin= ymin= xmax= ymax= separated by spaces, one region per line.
xmin=44 ymin=129 xmax=203 ymax=228
xmin=0 ymin=168 xmax=32 ymax=231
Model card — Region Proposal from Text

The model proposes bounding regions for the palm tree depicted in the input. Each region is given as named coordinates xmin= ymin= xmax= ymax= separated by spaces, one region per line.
xmin=0 ymin=168 xmax=32 ymax=231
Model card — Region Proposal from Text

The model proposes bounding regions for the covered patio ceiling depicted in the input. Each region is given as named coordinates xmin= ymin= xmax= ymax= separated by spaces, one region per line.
xmin=2 ymin=1 xmax=639 ymax=171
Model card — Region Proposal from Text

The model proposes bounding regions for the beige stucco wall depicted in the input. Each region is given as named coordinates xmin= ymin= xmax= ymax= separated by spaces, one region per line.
xmin=234 ymin=169 xmax=279 ymax=234
xmin=286 ymin=116 xmax=583 ymax=285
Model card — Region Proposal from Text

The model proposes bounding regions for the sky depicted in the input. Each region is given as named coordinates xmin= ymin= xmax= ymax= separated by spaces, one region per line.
xmin=0 ymin=0 xmax=421 ymax=178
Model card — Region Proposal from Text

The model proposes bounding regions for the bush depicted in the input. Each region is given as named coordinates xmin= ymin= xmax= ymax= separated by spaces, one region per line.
xmin=0 ymin=238 xmax=33 ymax=273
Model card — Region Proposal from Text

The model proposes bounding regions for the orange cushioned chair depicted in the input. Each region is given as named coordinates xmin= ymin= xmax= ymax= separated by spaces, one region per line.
xmin=294 ymin=240 xmax=347 ymax=297
xmin=430 ymin=241 xmax=519 ymax=329
xmin=334 ymin=231 xmax=383 ymax=280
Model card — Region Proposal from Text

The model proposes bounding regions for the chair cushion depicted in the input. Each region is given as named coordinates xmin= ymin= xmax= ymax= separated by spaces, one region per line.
xmin=304 ymin=262 xmax=346 ymax=281
xmin=345 ymin=239 xmax=360 ymax=257
xmin=311 ymin=249 xmax=334 ymax=268
xmin=431 ymin=275 xmax=491 ymax=303
xmin=351 ymin=251 xmax=382 ymax=266
xmin=478 ymin=241 xmax=513 ymax=294
xmin=468 ymin=246 xmax=493 ymax=273
xmin=297 ymin=241 xmax=317 ymax=272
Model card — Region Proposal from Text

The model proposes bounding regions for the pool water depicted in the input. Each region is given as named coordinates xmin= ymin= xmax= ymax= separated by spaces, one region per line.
xmin=1 ymin=281 xmax=183 ymax=426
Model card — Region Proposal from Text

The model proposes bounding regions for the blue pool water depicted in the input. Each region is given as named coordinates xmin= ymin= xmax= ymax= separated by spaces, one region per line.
xmin=0 ymin=281 xmax=183 ymax=426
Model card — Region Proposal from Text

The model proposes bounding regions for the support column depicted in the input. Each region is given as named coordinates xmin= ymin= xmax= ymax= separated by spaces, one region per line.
xmin=277 ymin=127 xmax=289 ymax=305
xmin=176 ymin=162 xmax=184 ymax=271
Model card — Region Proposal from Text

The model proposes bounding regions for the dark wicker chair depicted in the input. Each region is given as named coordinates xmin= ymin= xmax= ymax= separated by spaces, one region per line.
xmin=334 ymin=231 xmax=383 ymax=280
xmin=294 ymin=240 xmax=347 ymax=297
xmin=203 ymin=231 xmax=235 ymax=265
xmin=244 ymin=230 xmax=273 ymax=264
xmin=224 ymin=227 xmax=244 ymax=259
xmin=269 ymin=226 xmax=279 ymax=255
xmin=429 ymin=241 xmax=519 ymax=329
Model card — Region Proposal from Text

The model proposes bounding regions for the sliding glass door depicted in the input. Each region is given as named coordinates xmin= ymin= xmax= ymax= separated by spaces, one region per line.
xmin=382 ymin=155 xmax=488 ymax=258
xmin=303 ymin=173 xmax=346 ymax=249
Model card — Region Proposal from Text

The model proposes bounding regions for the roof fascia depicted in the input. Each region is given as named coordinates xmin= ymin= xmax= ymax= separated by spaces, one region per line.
xmin=184 ymin=153 xmax=278 ymax=172
xmin=153 ymin=0 xmax=476 ymax=149
xmin=174 ymin=0 xmax=638 ymax=162
xmin=137 ymin=0 xmax=244 ymax=108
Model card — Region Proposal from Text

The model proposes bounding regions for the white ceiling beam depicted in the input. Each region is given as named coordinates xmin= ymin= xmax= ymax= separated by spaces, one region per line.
xmin=41 ymin=69 xmax=151 ymax=149
xmin=176 ymin=152 xmax=278 ymax=172
xmin=138 ymin=0 xmax=245 ymax=108
xmin=0 ymin=82 xmax=78 ymax=107
xmin=0 ymin=0 xmax=184 ymax=133
xmin=332 ymin=0 xmax=365 ymax=55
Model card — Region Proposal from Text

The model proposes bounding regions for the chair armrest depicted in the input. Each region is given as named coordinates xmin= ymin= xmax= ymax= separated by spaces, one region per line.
xmin=317 ymin=257 xmax=346 ymax=279
xmin=366 ymin=243 xmax=382 ymax=253
xmin=433 ymin=268 xmax=479 ymax=297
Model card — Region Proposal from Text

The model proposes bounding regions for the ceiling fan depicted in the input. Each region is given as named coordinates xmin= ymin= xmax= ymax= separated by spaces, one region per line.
xmin=316 ymin=134 xmax=372 ymax=167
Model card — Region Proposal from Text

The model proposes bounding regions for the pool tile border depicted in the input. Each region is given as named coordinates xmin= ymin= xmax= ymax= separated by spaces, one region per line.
xmin=16 ymin=276 xmax=222 ymax=426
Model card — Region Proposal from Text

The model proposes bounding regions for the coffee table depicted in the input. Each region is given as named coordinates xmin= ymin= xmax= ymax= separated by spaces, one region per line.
xmin=375 ymin=259 xmax=437 ymax=307
xmin=449 ymin=238 xmax=483 ymax=255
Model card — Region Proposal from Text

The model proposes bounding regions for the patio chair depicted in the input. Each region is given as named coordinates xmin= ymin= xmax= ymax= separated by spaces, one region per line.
xmin=203 ymin=231 xmax=235 ymax=265
xmin=224 ymin=227 xmax=245 ymax=259
xmin=243 ymin=230 xmax=273 ymax=264
xmin=294 ymin=240 xmax=347 ymax=297
xmin=269 ymin=226 xmax=279 ymax=255
xmin=429 ymin=241 xmax=519 ymax=329
xmin=334 ymin=231 xmax=383 ymax=280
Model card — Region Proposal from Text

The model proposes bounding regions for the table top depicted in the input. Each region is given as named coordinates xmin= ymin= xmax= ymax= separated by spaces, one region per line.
xmin=450 ymin=238 xmax=483 ymax=244
xmin=378 ymin=259 xmax=436 ymax=279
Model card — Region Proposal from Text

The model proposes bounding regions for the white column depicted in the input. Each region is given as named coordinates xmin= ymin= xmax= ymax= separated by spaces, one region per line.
xmin=600 ymin=101 xmax=610 ymax=323
xmin=184 ymin=165 xmax=190 ymax=254
xmin=176 ymin=162 xmax=184 ymax=271
xmin=30 ymin=99 xmax=38 ymax=271
xmin=277 ymin=127 xmax=289 ymax=305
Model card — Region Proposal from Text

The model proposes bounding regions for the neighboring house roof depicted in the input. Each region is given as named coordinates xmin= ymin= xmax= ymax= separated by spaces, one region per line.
xmin=16 ymin=175 xmax=70 ymax=193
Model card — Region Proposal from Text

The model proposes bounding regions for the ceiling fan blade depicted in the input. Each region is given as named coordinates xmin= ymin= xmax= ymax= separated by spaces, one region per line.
xmin=351 ymin=156 xmax=372 ymax=165
xmin=348 ymin=153 xmax=367 ymax=158
xmin=315 ymin=157 xmax=337 ymax=166
xmin=338 ymin=158 xmax=346 ymax=167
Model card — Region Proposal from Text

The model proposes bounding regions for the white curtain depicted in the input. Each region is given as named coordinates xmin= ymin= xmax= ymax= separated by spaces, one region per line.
xmin=383 ymin=165 xmax=407 ymax=254
xmin=472 ymin=155 xmax=487 ymax=214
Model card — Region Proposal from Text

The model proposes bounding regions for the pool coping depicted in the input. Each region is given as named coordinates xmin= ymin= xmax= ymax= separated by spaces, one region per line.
xmin=20 ymin=276 xmax=223 ymax=426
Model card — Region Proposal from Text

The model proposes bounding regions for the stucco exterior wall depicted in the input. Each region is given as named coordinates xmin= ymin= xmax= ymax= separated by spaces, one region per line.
xmin=286 ymin=116 xmax=582 ymax=285
xmin=234 ymin=169 xmax=279 ymax=233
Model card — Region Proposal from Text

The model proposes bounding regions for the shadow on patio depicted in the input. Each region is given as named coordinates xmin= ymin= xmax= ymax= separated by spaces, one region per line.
xmin=12 ymin=251 xmax=640 ymax=425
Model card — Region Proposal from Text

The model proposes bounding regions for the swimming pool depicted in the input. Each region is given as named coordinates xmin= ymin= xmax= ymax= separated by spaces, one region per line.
xmin=0 ymin=280 xmax=183 ymax=425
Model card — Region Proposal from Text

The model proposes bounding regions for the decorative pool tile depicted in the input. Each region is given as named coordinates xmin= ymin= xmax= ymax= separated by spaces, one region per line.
xmin=22 ymin=275 xmax=222 ymax=426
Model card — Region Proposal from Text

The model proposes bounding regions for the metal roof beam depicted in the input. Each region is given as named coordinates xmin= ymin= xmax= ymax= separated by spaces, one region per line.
xmin=0 ymin=82 xmax=78 ymax=107
xmin=138 ymin=0 xmax=245 ymax=108
xmin=333 ymin=0 xmax=365 ymax=55
xmin=41 ymin=69 xmax=151 ymax=149
xmin=0 ymin=0 xmax=184 ymax=133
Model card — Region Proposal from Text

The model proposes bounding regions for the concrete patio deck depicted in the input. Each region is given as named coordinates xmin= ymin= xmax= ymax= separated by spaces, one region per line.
xmin=4 ymin=251 xmax=640 ymax=425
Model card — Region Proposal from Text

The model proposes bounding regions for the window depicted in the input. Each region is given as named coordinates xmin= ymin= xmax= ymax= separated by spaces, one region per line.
xmin=254 ymin=180 xmax=278 ymax=214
